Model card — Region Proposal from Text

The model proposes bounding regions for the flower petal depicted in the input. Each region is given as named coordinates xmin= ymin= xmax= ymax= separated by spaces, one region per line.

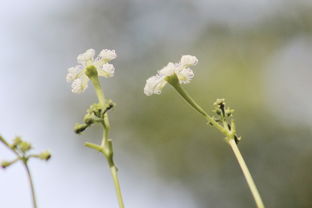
xmin=177 ymin=68 xmax=194 ymax=84
xmin=144 ymin=75 xmax=167 ymax=96
xmin=98 ymin=63 xmax=115 ymax=78
xmin=77 ymin=49 xmax=95 ymax=66
xmin=71 ymin=75 xmax=89 ymax=93
xmin=158 ymin=62 xmax=176 ymax=76
xmin=180 ymin=55 xmax=198 ymax=67
xmin=97 ymin=49 xmax=117 ymax=62
xmin=66 ymin=65 xmax=83 ymax=82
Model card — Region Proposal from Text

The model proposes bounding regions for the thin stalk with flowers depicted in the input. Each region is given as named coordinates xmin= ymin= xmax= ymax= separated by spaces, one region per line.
xmin=0 ymin=136 xmax=51 ymax=208
xmin=66 ymin=49 xmax=125 ymax=208
xmin=144 ymin=55 xmax=265 ymax=208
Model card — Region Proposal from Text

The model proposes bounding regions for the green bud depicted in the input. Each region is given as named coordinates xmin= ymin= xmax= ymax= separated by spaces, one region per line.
xmin=85 ymin=65 xmax=98 ymax=78
xmin=38 ymin=151 xmax=51 ymax=161
xmin=19 ymin=141 xmax=32 ymax=152
xmin=11 ymin=136 xmax=22 ymax=149
xmin=1 ymin=161 xmax=13 ymax=169
xmin=103 ymin=99 xmax=115 ymax=114
xmin=87 ymin=103 xmax=103 ymax=118
xmin=213 ymin=98 xmax=225 ymax=107
xmin=225 ymin=107 xmax=235 ymax=117
xmin=213 ymin=109 xmax=221 ymax=115
xmin=234 ymin=135 xmax=241 ymax=144
xmin=83 ymin=114 xmax=95 ymax=125
xmin=74 ymin=123 xmax=89 ymax=134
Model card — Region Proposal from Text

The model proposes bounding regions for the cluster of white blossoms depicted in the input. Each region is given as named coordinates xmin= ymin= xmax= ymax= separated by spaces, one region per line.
xmin=144 ymin=55 xmax=198 ymax=96
xmin=66 ymin=49 xmax=117 ymax=93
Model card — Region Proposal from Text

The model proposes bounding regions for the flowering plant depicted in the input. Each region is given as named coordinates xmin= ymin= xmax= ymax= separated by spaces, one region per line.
xmin=144 ymin=55 xmax=264 ymax=208
xmin=67 ymin=48 xmax=124 ymax=208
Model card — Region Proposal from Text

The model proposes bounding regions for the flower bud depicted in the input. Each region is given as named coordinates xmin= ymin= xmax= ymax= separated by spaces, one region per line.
xmin=83 ymin=114 xmax=95 ymax=125
xmin=234 ymin=135 xmax=241 ymax=144
xmin=1 ymin=161 xmax=12 ymax=169
xmin=88 ymin=103 xmax=102 ymax=118
xmin=74 ymin=123 xmax=88 ymax=134
xmin=11 ymin=136 xmax=22 ymax=149
xmin=225 ymin=107 xmax=235 ymax=117
xmin=19 ymin=141 xmax=32 ymax=152
xmin=85 ymin=65 xmax=98 ymax=78
xmin=213 ymin=98 xmax=225 ymax=107
xmin=38 ymin=151 xmax=51 ymax=161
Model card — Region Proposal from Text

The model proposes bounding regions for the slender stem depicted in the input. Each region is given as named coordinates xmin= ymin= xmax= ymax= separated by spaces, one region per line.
xmin=90 ymin=76 xmax=105 ymax=106
xmin=0 ymin=136 xmax=20 ymax=157
xmin=0 ymin=136 xmax=10 ymax=147
xmin=110 ymin=166 xmax=125 ymax=208
xmin=228 ymin=139 xmax=264 ymax=208
xmin=22 ymin=161 xmax=37 ymax=208
xmin=169 ymin=79 xmax=207 ymax=117
xmin=88 ymin=72 xmax=125 ymax=208
xmin=169 ymin=82 xmax=227 ymax=135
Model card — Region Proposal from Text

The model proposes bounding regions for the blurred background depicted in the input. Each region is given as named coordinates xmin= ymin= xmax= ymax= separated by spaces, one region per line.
xmin=1 ymin=0 xmax=312 ymax=207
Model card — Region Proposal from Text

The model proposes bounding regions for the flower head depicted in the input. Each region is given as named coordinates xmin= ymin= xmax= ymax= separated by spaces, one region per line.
xmin=66 ymin=49 xmax=117 ymax=93
xmin=144 ymin=55 xmax=198 ymax=96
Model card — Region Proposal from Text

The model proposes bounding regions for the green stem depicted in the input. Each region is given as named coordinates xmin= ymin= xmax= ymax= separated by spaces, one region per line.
xmin=175 ymin=87 xmax=207 ymax=117
xmin=0 ymin=136 xmax=10 ymax=147
xmin=0 ymin=136 xmax=20 ymax=158
xmin=89 ymin=75 xmax=105 ymax=106
xmin=87 ymin=70 xmax=125 ymax=208
xmin=168 ymin=80 xmax=226 ymax=135
xmin=22 ymin=161 xmax=37 ymax=208
xmin=228 ymin=139 xmax=265 ymax=208
xmin=110 ymin=166 xmax=125 ymax=208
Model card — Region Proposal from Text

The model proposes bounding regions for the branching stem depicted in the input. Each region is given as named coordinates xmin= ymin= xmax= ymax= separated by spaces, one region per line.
xmin=167 ymin=77 xmax=265 ymax=208
xmin=0 ymin=137 xmax=38 ymax=208
xmin=87 ymin=70 xmax=125 ymax=208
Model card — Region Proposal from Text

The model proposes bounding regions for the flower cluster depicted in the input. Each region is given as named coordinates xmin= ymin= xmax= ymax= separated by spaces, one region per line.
xmin=0 ymin=136 xmax=51 ymax=169
xmin=74 ymin=100 xmax=115 ymax=134
xmin=66 ymin=49 xmax=117 ymax=93
xmin=144 ymin=55 xmax=198 ymax=96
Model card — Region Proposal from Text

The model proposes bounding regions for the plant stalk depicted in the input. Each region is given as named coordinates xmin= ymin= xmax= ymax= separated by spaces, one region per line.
xmin=110 ymin=166 xmax=125 ymax=208
xmin=228 ymin=139 xmax=264 ymax=208
xmin=88 ymin=71 xmax=125 ymax=208
xmin=23 ymin=161 xmax=37 ymax=208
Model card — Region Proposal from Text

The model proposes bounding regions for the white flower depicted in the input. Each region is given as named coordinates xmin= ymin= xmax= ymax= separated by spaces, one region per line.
xmin=144 ymin=55 xmax=198 ymax=96
xmin=66 ymin=49 xmax=117 ymax=93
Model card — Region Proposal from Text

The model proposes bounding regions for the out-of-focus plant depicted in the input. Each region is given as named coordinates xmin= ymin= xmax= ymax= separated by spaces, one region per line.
xmin=66 ymin=49 xmax=124 ymax=208
xmin=144 ymin=55 xmax=265 ymax=208
xmin=0 ymin=136 xmax=51 ymax=208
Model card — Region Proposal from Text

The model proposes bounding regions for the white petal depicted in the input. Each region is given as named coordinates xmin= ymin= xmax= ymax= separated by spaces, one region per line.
xmin=158 ymin=62 xmax=176 ymax=76
xmin=71 ymin=75 xmax=89 ymax=93
xmin=180 ymin=55 xmax=198 ymax=67
xmin=66 ymin=65 xmax=83 ymax=82
xmin=97 ymin=49 xmax=117 ymax=61
xmin=77 ymin=49 xmax=95 ymax=66
xmin=177 ymin=68 xmax=194 ymax=84
xmin=71 ymin=79 xmax=83 ymax=93
xmin=98 ymin=64 xmax=115 ymax=78
xmin=144 ymin=75 xmax=167 ymax=96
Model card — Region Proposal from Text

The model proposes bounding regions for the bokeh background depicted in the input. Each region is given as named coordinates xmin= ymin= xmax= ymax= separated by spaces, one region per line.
xmin=1 ymin=0 xmax=312 ymax=207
